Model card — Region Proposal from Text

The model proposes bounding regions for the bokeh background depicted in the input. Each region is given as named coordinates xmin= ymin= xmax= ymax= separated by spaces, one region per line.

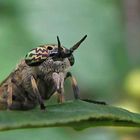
xmin=0 ymin=0 xmax=140 ymax=139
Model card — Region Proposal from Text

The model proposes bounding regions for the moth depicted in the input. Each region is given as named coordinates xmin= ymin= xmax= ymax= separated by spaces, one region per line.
xmin=0 ymin=35 xmax=88 ymax=110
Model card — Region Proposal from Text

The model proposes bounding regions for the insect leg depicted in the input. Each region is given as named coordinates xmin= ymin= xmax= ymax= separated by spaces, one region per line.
xmin=7 ymin=83 xmax=24 ymax=110
xmin=66 ymin=72 xmax=80 ymax=99
xmin=6 ymin=81 xmax=24 ymax=110
xmin=7 ymin=78 xmax=37 ymax=110
xmin=0 ymin=87 xmax=8 ymax=110
xmin=58 ymin=73 xmax=65 ymax=103
xmin=66 ymin=72 xmax=107 ymax=105
xmin=7 ymin=83 xmax=13 ymax=107
xmin=52 ymin=72 xmax=65 ymax=103
xmin=31 ymin=76 xmax=46 ymax=110
xmin=57 ymin=88 xmax=65 ymax=103
xmin=81 ymin=99 xmax=107 ymax=105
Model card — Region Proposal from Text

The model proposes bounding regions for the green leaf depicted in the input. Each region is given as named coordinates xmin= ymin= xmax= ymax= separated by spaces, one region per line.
xmin=0 ymin=100 xmax=140 ymax=131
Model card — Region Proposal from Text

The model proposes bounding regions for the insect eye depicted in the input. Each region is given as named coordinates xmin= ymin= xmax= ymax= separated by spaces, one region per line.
xmin=47 ymin=46 xmax=53 ymax=50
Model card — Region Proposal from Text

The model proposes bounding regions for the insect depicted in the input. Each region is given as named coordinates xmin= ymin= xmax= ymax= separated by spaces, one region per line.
xmin=0 ymin=35 xmax=87 ymax=110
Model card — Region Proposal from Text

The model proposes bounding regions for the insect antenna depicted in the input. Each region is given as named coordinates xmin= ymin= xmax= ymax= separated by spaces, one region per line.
xmin=57 ymin=36 xmax=63 ymax=55
xmin=56 ymin=35 xmax=87 ymax=58
xmin=70 ymin=35 xmax=87 ymax=53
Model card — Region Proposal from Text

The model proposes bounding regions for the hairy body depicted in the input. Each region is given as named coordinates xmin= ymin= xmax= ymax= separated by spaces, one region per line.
xmin=0 ymin=55 xmax=73 ymax=110
xmin=0 ymin=35 xmax=87 ymax=110
xmin=0 ymin=35 xmax=107 ymax=110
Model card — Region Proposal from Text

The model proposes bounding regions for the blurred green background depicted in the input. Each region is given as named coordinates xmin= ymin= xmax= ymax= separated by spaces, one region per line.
xmin=0 ymin=0 xmax=140 ymax=139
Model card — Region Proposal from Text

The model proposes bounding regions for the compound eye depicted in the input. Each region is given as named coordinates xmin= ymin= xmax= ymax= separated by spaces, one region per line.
xmin=25 ymin=46 xmax=49 ymax=66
